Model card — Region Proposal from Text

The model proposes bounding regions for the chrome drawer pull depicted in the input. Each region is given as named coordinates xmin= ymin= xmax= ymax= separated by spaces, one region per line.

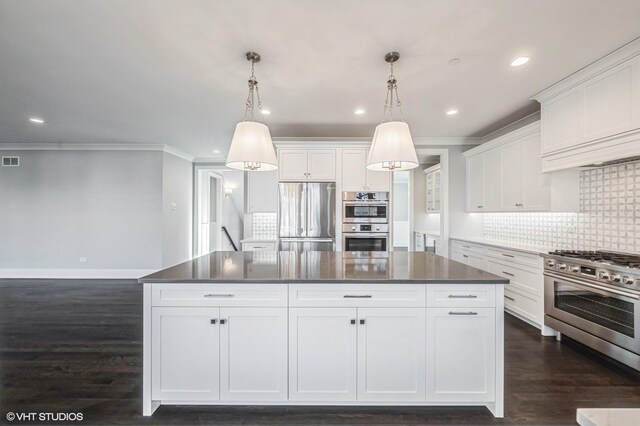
xmin=204 ymin=294 xmax=235 ymax=298
xmin=504 ymin=295 xmax=515 ymax=301
xmin=448 ymin=311 xmax=478 ymax=316
xmin=502 ymin=271 xmax=515 ymax=277
xmin=448 ymin=295 xmax=478 ymax=299
xmin=502 ymin=254 xmax=515 ymax=258
xmin=343 ymin=295 xmax=372 ymax=298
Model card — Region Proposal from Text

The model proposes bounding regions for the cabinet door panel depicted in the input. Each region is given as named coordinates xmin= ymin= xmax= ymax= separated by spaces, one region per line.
xmin=466 ymin=155 xmax=484 ymax=211
xmin=483 ymin=150 xmax=502 ymax=211
xmin=152 ymin=307 xmax=220 ymax=401
xmin=500 ymin=141 xmax=523 ymax=210
xmin=541 ymin=91 xmax=581 ymax=154
xmin=366 ymin=169 xmax=391 ymax=191
xmin=583 ymin=63 xmax=634 ymax=140
xmin=357 ymin=308 xmax=426 ymax=401
xmin=247 ymin=170 xmax=278 ymax=212
xmin=220 ymin=307 xmax=287 ymax=401
xmin=521 ymin=134 xmax=549 ymax=210
xmin=308 ymin=150 xmax=336 ymax=180
xmin=342 ymin=150 xmax=367 ymax=191
xmin=289 ymin=307 xmax=357 ymax=401
xmin=279 ymin=149 xmax=308 ymax=181
xmin=426 ymin=307 xmax=495 ymax=402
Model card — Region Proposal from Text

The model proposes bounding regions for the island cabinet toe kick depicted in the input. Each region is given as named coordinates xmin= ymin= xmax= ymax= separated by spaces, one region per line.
xmin=142 ymin=282 xmax=505 ymax=418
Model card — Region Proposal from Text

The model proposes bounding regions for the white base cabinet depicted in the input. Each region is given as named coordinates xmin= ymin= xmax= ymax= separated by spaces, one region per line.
xmin=143 ymin=282 xmax=504 ymax=418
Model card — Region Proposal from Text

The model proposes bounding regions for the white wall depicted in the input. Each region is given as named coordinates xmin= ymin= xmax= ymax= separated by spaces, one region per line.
xmin=162 ymin=152 xmax=193 ymax=267
xmin=393 ymin=173 xmax=410 ymax=248
xmin=0 ymin=150 xmax=164 ymax=270
xmin=219 ymin=170 xmax=244 ymax=250
xmin=411 ymin=165 xmax=441 ymax=235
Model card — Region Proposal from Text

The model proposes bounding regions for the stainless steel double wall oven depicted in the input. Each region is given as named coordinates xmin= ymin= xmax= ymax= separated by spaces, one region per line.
xmin=342 ymin=192 xmax=390 ymax=251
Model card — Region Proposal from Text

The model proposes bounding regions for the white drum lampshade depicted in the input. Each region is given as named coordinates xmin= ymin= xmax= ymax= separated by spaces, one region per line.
xmin=226 ymin=121 xmax=278 ymax=171
xmin=366 ymin=121 xmax=418 ymax=171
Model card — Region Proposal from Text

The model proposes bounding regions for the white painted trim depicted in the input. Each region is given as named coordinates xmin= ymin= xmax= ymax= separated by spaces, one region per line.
xmin=463 ymin=121 xmax=540 ymax=157
xmin=0 ymin=269 xmax=156 ymax=279
xmin=0 ymin=143 xmax=195 ymax=162
xmin=531 ymin=37 xmax=640 ymax=102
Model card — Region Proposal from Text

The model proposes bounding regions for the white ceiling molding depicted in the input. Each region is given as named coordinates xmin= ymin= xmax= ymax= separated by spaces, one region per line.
xmin=0 ymin=143 xmax=195 ymax=162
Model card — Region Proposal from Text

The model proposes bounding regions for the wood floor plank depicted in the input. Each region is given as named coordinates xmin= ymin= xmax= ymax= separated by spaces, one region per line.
xmin=1 ymin=279 xmax=640 ymax=425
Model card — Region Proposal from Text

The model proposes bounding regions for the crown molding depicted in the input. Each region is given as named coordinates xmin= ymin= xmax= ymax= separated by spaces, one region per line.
xmin=531 ymin=37 xmax=640 ymax=103
xmin=0 ymin=143 xmax=195 ymax=162
xmin=464 ymin=121 xmax=540 ymax=157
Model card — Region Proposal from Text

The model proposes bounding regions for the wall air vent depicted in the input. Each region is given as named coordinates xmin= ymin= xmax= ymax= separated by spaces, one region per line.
xmin=2 ymin=156 xmax=19 ymax=167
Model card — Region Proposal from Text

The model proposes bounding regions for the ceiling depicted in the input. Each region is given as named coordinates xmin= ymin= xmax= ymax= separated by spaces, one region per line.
xmin=1 ymin=0 xmax=639 ymax=159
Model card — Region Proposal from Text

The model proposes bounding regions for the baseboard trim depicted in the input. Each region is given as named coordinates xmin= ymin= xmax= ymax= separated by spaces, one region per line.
xmin=0 ymin=269 xmax=156 ymax=279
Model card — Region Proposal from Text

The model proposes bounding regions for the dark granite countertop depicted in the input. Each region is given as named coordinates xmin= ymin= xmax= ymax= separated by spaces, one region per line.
xmin=139 ymin=251 xmax=509 ymax=284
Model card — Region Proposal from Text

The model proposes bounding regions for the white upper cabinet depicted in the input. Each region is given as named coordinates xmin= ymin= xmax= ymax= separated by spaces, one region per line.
xmin=247 ymin=169 xmax=278 ymax=212
xmin=464 ymin=122 xmax=579 ymax=213
xmin=424 ymin=164 xmax=441 ymax=213
xmin=278 ymin=148 xmax=336 ymax=181
xmin=532 ymin=39 xmax=640 ymax=171
xmin=341 ymin=149 xmax=391 ymax=192
xmin=466 ymin=155 xmax=485 ymax=212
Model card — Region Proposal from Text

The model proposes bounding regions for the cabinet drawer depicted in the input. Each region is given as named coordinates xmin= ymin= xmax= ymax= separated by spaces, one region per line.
xmin=427 ymin=284 xmax=496 ymax=308
xmin=289 ymin=284 xmax=426 ymax=308
xmin=242 ymin=242 xmax=277 ymax=251
xmin=504 ymin=287 xmax=541 ymax=326
xmin=451 ymin=241 xmax=485 ymax=255
xmin=485 ymin=247 xmax=541 ymax=268
xmin=486 ymin=259 xmax=541 ymax=297
xmin=152 ymin=284 xmax=288 ymax=307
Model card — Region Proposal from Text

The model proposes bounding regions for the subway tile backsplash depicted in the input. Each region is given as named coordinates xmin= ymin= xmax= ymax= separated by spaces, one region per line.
xmin=483 ymin=160 xmax=640 ymax=254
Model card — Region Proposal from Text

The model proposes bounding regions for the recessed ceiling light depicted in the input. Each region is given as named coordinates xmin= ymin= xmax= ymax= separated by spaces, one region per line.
xmin=261 ymin=109 xmax=271 ymax=115
xmin=29 ymin=117 xmax=44 ymax=124
xmin=511 ymin=57 xmax=530 ymax=67
xmin=213 ymin=149 xmax=221 ymax=154
xmin=354 ymin=109 xmax=366 ymax=115
xmin=446 ymin=109 xmax=459 ymax=116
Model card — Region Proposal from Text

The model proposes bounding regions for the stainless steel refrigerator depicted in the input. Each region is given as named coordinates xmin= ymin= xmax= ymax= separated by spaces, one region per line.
xmin=278 ymin=182 xmax=336 ymax=251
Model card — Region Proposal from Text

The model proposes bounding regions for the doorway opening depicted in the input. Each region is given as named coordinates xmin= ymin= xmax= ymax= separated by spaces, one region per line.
xmin=194 ymin=166 xmax=245 ymax=256
xmin=392 ymin=171 xmax=411 ymax=251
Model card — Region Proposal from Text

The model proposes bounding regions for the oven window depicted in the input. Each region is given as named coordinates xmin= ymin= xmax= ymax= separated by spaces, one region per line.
xmin=344 ymin=237 xmax=387 ymax=252
xmin=344 ymin=205 xmax=387 ymax=218
xmin=554 ymin=281 xmax=635 ymax=337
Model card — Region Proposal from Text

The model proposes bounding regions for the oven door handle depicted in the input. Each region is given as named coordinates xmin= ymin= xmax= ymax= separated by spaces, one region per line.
xmin=545 ymin=272 xmax=640 ymax=300
xmin=344 ymin=233 xmax=389 ymax=238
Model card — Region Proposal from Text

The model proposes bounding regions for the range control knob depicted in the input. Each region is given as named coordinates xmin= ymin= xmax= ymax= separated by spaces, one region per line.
xmin=622 ymin=276 xmax=635 ymax=285
xmin=570 ymin=266 xmax=580 ymax=273
xmin=599 ymin=271 xmax=610 ymax=280
xmin=375 ymin=226 xmax=380 ymax=231
xmin=351 ymin=226 xmax=357 ymax=231
xmin=546 ymin=259 xmax=556 ymax=267
xmin=611 ymin=274 xmax=622 ymax=283
xmin=558 ymin=263 xmax=567 ymax=270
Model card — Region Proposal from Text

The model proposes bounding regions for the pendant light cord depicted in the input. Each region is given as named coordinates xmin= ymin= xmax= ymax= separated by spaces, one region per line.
xmin=243 ymin=62 xmax=266 ymax=123
xmin=382 ymin=62 xmax=404 ymax=123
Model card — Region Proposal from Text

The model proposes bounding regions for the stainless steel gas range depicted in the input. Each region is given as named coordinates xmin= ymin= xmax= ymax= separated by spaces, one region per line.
xmin=543 ymin=250 xmax=640 ymax=370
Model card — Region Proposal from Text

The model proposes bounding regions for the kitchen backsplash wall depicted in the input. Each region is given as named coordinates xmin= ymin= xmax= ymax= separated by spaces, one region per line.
xmin=251 ymin=212 xmax=278 ymax=239
xmin=484 ymin=160 xmax=640 ymax=254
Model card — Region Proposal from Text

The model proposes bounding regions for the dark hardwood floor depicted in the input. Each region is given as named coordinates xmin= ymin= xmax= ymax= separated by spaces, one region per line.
xmin=2 ymin=280 xmax=640 ymax=425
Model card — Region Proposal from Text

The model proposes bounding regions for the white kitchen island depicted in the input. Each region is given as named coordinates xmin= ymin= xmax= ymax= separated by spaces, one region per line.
xmin=139 ymin=251 xmax=508 ymax=417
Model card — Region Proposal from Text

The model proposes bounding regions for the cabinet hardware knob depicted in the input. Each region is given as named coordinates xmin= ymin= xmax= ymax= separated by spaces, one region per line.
xmin=350 ymin=319 xmax=356 ymax=324
xmin=210 ymin=319 xmax=217 ymax=324
xmin=448 ymin=295 xmax=477 ymax=299
xmin=504 ymin=295 xmax=515 ymax=301
xmin=448 ymin=311 xmax=478 ymax=316
xmin=477 ymin=205 xmax=483 ymax=208
xmin=360 ymin=319 xmax=365 ymax=324
xmin=502 ymin=271 xmax=515 ymax=277
xmin=220 ymin=319 xmax=227 ymax=324
xmin=463 ymin=254 xmax=469 ymax=258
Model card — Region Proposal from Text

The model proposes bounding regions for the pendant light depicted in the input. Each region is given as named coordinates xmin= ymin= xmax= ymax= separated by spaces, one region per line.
xmin=226 ymin=52 xmax=278 ymax=171
xmin=366 ymin=51 xmax=418 ymax=171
